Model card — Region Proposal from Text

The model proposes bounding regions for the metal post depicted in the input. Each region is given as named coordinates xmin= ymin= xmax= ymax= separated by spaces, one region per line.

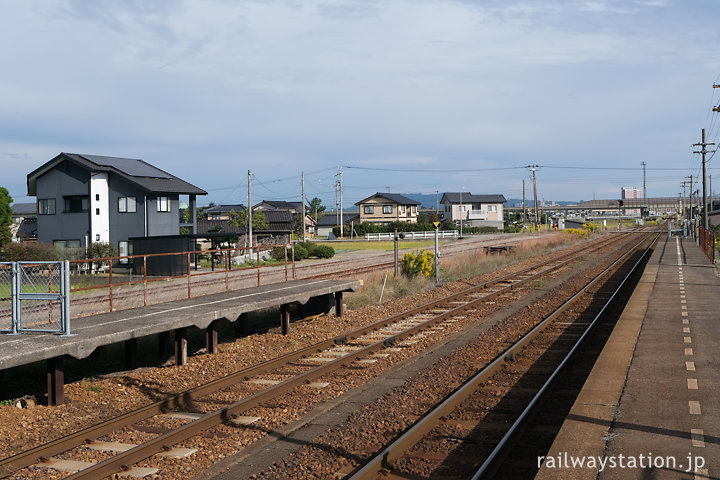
xmin=394 ymin=229 xmax=399 ymax=277
xmin=109 ymin=260 xmax=114 ymax=312
xmin=302 ymin=171 xmax=306 ymax=241
xmin=256 ymin=247 xmax=261 ymax=286
xmin=143 ymin=256 xmax=148 ymax=306
xmin=284 ymin=244 xmax=288 ymax=282
xmin=435 ymin=225 xmax=440 ymax=284
xmin=11 ymin=262 xmax=19 ymax=334
xmin=187 ymin=252 xmax=192 ymax=298
xmin=62 ymin=260 xmax=70 ymax=336
xmin=225 ymin=248 xmax=229 ymax=292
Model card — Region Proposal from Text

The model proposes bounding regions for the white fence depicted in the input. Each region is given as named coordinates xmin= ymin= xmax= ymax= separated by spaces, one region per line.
xmin=365 ymin=230 xmax=458 ymax=241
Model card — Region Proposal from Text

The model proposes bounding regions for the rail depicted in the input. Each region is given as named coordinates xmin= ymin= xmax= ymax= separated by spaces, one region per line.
xmin=349 ymin=233 xmax=656 ymax=479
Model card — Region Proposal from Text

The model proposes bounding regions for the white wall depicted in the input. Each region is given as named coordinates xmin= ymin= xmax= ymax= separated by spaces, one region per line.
xmin=90 ymin=173 xmax=110 ymax=243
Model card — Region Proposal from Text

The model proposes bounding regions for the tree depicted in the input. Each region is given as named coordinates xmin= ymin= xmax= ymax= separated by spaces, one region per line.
xmin=0 ymin=187 xmax=13 ymax=253
xmin=228 ymin=208 xmax=269 ymax=231
xmin=309 ymin=197 xmax=326 ymax=220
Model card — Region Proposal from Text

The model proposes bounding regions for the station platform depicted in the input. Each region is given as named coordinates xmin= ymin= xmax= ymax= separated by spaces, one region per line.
xmin=0 ymin=278 xmax=359 ymax=405
xmin=536 ymin=235 xmax=719 ymax=480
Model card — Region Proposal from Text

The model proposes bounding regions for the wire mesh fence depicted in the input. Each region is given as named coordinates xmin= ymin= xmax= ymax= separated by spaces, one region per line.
xmin=0 ymin=261 xmax=71 ymax=335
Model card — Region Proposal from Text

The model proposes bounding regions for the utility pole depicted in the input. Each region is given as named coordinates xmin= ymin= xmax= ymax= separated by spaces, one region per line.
xmin=436 ymin=190 xmax=439 ymax=218
xmin=336 ymin=167 xmax=343 ymax=238
xmin=301 ymin=171 xmax=306 ymax=241
xmin=248 ymin=170 xmax=253 ymax=249
xmin=686 ymin=175 xmax=693 ymax=223
xmin=641 ymin=161 xmax=647 ymax=200
xmin=693 ymin=128 xmax=715 ymax=229
xmin=522 ymin=179 xmax=526 ymax=229
xmin=527 ymin=165 xmax=540 ymax=230
xmin=681 ymin=181 xmax=689 ymax=218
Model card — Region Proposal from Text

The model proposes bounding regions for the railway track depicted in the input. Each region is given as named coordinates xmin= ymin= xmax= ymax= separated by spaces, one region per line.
xmin=0 ymin=233 xmax=637 ymax=479
xmin=349 ymin=233 xmax=657 ymax=479
xmin=64 ymin=235 xmax=536 ymax=317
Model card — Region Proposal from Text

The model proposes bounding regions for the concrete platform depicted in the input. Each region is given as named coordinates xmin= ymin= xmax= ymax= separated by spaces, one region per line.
xmin=537 ymin=236 xmax=719 ymax=480
xmin=0 ymin=278 xmax=359 ymax=404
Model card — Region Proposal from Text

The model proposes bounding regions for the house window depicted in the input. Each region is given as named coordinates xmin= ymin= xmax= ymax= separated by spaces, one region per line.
xmin=118 ymin=196 xmax=137 ymax=213
xmin=54 ymin=239 xmax=81 ymax=248
xmin=38 ymin=198 xmax=56 ymax=215
xmin=64 ymin=196 xmax=89 ymax=213
xmin=95 ymin=194 xmax=100 ymax=201
xmin=118 ymin=241 xmax=132 ymax=264
xmin=488 ymin=205 xmax=497 ymax=212
xmin=364 ymin=206 xmax=374 ymax=214
xmin=210 ymin=214 xmax=221 ymax=220
xmin=383 ymin=205 xmax=393 ymax=214
xmin=157 ymin=196 xmax=170 ymax=212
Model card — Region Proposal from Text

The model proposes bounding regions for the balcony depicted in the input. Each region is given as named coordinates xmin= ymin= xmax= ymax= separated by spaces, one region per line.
xmin=467 ymin=210 xmax=488 ymax=220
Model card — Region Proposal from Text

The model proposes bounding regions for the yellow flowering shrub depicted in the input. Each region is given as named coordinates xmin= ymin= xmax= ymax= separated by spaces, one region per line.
xmin=402 ymin=249 xmax=435 ymax=277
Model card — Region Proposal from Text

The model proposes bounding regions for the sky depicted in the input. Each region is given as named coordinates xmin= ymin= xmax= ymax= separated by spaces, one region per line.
xmin=2 ymin=0 xmax=720 ymax=209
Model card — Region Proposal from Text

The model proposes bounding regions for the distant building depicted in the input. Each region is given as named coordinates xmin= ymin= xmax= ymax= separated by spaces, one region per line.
xmin=316 ymin=212 xmax=359 ymax=238
xmin=9 ymin=203 xmax=37 ymax=243
xmin=622 ymin=187 xmax=642 ymax=216
xmin=27 ymin=153 xmax=206 ymax=255
xmin=440 ymin=192 xmax=506 ymax=229
xmin=355 ymin=193 xmax=420 ymax=224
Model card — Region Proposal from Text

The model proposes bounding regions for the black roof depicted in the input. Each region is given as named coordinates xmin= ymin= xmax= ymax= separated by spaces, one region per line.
xmin=355 ymin=193 xmax=421 ymax=206
xmin=16 ymin=217 xmax=37 ymax=239
xmin=196 ymin=209 xmax=293 ymax=235
xmin=10 ymin=202 xmax=36 ymax=216
xmin=205 ymin=204 xmax=247 ymax=213
xmin=441 ymin=192 xmax=506 ymax=204
xmin=316 ymin=212 xmax=359 ymax=226
xmin=255 ymin=200 xmax=304 ymax=210
xmin=27 ymin=153 xmax=207 ymax=196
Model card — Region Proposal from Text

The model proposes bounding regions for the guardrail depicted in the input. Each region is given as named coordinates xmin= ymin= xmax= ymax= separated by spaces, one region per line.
xmin=698 ymin=226 xmax=716 ymax=264
xmin=365 ymin=230 xmax=458 ymax=241
xmin=0 ymin=261 xmax=71 ymax=335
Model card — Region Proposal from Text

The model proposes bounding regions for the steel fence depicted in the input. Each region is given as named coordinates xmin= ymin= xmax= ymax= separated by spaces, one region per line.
xmin=66 ymin=243 xmax=296 ymax=317
xmin=698 ymin=226 xmax=716 ymax=264
xmin=0 ymin=261 xmax=71 ymax=335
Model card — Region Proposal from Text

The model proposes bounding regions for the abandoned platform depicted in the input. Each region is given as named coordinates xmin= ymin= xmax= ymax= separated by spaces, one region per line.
xmin=0 ymin=278 xmax=359 ymax=405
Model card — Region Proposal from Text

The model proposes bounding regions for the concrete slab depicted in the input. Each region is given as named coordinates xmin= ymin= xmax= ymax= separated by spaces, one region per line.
xmin=0 ymin=278 xmax=359 ymax=369
xmin=537 ymin=236 xmax=720 ymax=480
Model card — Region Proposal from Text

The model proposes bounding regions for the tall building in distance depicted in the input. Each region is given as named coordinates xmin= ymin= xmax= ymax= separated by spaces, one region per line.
xmin=622 ymin=187 xmax=642 ymax=216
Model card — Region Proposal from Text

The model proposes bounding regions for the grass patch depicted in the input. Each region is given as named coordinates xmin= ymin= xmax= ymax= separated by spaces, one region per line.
xmin=344 ymin=233 xmax=585 ymax=309
xmin=85 ymin=384 xmax=102 ymax=393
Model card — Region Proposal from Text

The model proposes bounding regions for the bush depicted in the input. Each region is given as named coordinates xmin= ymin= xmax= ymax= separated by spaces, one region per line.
xmin=2 ymin=242 xmax=59 ymax=261
xmin=402 ymin=249 xmax=435 ymax=277
xmin=293 ymin=243 xmax=310 ymax=260
xmin=270 ymin=246 xmax=288 ymax=261
xmin=313 ymin=244 xmax=335 ymax=258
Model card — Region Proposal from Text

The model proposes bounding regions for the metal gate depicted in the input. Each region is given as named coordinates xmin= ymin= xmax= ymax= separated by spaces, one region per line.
xmin=0 ymin=261 xmax=71 ymax=335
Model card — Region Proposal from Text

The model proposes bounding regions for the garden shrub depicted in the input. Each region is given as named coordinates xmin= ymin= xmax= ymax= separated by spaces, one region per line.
xmin=402 ymin=249 xmax=435 ymax=277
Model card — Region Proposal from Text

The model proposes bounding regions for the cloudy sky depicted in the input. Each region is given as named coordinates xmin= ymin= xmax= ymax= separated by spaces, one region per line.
xmin=1 ymin=0 xmax=719 ymax=208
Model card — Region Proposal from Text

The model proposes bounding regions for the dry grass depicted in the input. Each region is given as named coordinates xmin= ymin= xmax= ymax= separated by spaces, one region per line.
xmin=344 ymin=233 xmax=586 ymax=309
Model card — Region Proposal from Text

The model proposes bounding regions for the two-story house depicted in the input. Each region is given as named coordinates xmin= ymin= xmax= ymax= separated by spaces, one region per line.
xmin=27 ymin=153 xmax=207 ymax=256
xmin=440 ymin=192 xmax=506 ymax=229
xmin=355 ymin=193 xmax=421 ymax=224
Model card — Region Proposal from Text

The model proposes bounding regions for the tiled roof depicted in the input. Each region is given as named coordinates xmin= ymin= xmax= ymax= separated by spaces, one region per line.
xmin=355 ymin=193 xmax=421 ymax=206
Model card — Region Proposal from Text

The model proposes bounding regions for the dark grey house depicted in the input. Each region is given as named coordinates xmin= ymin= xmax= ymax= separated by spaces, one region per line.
xmin=27 ymin=153 xmax=207 ymax=256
